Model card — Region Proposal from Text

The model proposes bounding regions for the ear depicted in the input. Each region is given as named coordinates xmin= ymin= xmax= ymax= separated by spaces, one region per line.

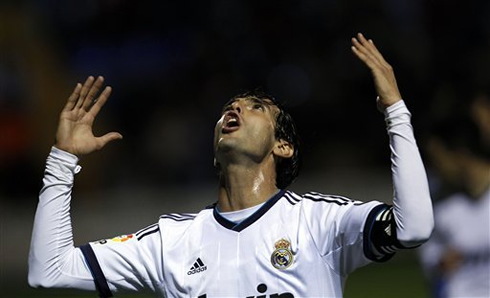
xmin=273 ymin=139 xmax=294 ymax=159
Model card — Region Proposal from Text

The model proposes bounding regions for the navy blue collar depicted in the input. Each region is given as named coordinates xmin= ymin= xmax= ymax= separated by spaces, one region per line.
xmin=213 ymin=189 xmax=286 ymax=232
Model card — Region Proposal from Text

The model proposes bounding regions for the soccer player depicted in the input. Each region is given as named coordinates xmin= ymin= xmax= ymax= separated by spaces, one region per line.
xmin=419 ymin=117 xmax=490 ymax=298
xmin=29 ymin=33 xmax=434 ymax=297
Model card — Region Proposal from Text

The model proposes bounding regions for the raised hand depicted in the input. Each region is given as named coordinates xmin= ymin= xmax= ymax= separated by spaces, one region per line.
xmin=55 ymin=76 xmax=122 ymax=156
xmin=351 ymin=33 xmax=402 ymax=109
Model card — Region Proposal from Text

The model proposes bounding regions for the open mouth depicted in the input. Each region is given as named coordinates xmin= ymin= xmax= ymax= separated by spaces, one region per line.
xmin=222 ymin=111 xmax=241 ymax=133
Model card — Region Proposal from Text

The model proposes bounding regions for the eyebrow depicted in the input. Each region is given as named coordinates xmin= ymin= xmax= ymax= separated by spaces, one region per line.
xmin=221 ymin=97 xmax=275 ymax=113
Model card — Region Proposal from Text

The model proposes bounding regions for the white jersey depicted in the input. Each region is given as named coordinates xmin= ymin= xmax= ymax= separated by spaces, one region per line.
xmin=419 ymin=189 xmax=490 ymax=298
xmin=85 ymin=191 xmax=382 ymax=297
xmin=28 ymin=100 xmax=434 ymax=297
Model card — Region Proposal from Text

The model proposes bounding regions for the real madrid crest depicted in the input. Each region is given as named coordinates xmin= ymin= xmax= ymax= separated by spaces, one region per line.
xmin=270 ymin=238 xmax=294 ymax=270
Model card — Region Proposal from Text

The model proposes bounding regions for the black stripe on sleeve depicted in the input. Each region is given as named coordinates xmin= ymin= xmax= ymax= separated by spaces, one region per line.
xmin=284 ymin=191 xmax=300 ymax=205
xmin=284 ymin=194 xmax=297 ymax=206
xmin=159 ymin=215 xmax=195 ymax=222
xmin=79 ymin=244 xmax=113 ymax=298
xmin=303 ymin=195 xmax=350 ymax=206
xmin=136 ymin=226 xmax=160 ymax=241
xmin=306 ymin=192 xmax=353 ymax=202
xmin=135 ymin=223 xmax=158 ymax=237
xmin=159 ymin=213 xmax=196 ymax=221
xmin=302 ymin=192 xmax=365 ymax=206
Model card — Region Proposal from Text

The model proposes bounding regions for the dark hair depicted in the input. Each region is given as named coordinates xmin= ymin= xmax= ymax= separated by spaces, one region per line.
xmin=228 ymin=90 xmax=301 ymax=189
xmin=430 ymin=115 xmax=490 ymax=161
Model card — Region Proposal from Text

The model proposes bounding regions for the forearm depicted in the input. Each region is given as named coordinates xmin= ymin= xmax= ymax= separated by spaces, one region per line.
xmin=28 ymin=147 xmax=95 ymax=290
xmin=384 ymin=101 xmax=434 ymax=247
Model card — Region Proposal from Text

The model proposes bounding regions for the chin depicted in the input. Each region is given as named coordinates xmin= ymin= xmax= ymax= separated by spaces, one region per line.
xmin=215 ymin=139 xmax=236 ymax=159
xmin=216 ymin=136 xmax=239 ymax=150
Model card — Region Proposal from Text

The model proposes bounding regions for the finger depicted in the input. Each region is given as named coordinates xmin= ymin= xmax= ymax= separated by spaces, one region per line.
xmin=357 ymin=33 xmax=390 ymax=67
xmin=351 ymin=40 xmax=379 ymax=70
xmin=356 ymin=33 xmax=379 ymax=56
xmin=351 ymin=46 xmax=374 ymax=70
xmin=82 ymin=76 xmax=104 ymax=111
xmin=63 ymin=83 xmax=82 ymax=112
xmin=351 ymin=37 xmax=367 ymax=55
xmin=351 ymin=37 xmax=376 ymax=61
xmin=356 ymin=33 xmax=374 ymax=48
xmin=89 ymin=86 xmax=112 ymax=117
xmin=354 ymin=34 xmax=383 ymax=65
xmin=366 ymin=39 xmax=392 ymax=68
xmin=96 ymin=132 xmax=123 ymax=149
xmin=76 ymin=76 xmax=95 ymax=108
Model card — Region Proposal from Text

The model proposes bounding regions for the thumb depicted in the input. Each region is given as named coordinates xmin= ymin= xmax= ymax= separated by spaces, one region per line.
xmin=97 ymin=132 xmax=123 ymax=148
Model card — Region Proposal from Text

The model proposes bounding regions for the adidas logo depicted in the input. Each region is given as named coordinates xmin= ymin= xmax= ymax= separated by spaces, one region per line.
xmin=187 ymin=258 xmax=207 ymax=275
xmin=384 ymin=223 xmax=392 ymax=236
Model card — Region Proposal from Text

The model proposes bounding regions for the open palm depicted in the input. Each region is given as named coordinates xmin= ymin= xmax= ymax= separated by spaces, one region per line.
xmin=55 ymin=76 xmax=122 ymax=156
xmin=351 ymin=33 xmax=402 ymax=109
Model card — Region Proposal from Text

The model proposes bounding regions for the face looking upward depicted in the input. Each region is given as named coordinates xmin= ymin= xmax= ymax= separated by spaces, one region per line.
xmin=214 ymin=97 xmax=289 ymax=167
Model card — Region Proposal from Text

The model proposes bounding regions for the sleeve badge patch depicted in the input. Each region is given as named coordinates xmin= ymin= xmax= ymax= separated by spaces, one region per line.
xmin=110 ymin=234 xmax=134 ymax=242
xmin=93 ymin=234 xmax=134 ymax=245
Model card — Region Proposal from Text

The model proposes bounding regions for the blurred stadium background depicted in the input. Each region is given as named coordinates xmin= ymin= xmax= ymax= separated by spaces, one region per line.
xmin=1 ymin=0 xmax=488 ymax=297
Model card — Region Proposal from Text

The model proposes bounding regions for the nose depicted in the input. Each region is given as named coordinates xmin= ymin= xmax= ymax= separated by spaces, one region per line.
xmin=230 ymin=100 xmax=242 ymax=114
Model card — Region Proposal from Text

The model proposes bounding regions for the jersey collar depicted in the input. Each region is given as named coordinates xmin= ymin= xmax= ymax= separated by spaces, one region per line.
xmin=213 ymin=189 xmax=286 ymax=232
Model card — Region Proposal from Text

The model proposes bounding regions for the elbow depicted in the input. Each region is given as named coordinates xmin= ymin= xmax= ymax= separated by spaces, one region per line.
xmin=28 ymin=254 xmax=42 ymax=288
xmin=28 ymin=268 xmax=59 ymax=289
xmin=28 ymin=267 xmax=45 ymax=289
xmin=28 ymin=252 xmax=45 ymax=288
xmin=395 ymin=199 xmax=435 ymax=248
xmin=28 ymin=257 xmax=57 ymax=289
xmin=398 ymin=230 xmax=433 ymax=248
xmin=398 ymin=216 xmax=435 ymax=248
xmin=28 ymin=272 xmax=42 ymax=289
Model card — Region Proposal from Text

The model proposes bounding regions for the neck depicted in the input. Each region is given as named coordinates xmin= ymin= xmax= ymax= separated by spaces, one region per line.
xmin=217 ymin=161 xmax=279 ymax=212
